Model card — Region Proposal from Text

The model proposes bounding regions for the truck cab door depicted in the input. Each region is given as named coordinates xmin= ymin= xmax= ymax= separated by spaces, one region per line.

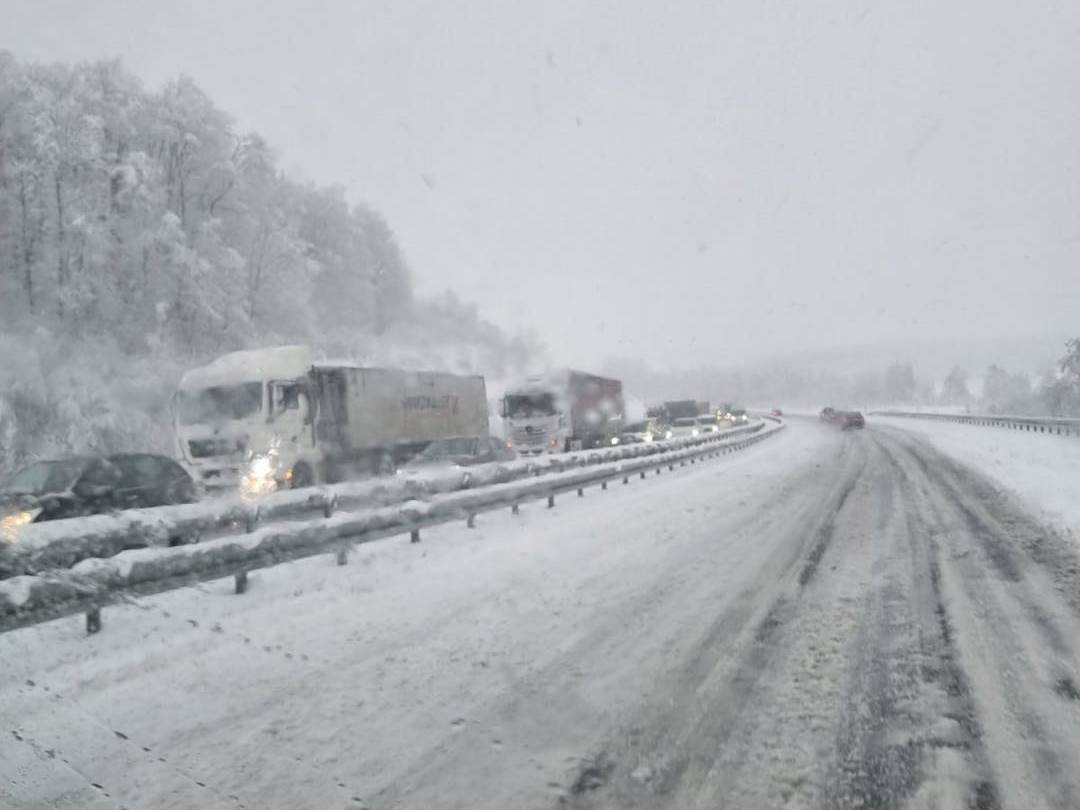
xmin=268 ymin=380 xmax=309 ymax=450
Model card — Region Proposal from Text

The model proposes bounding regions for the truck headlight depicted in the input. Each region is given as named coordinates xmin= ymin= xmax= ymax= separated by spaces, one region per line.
xmin=241 ymin=454 xmax=280 ymax=498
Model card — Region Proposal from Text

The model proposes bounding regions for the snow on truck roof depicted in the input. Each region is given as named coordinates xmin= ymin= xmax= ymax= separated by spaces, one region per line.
xmin=180 ymin=346 xmax=485 ymax=390
xmin=179 ymin=346 xmax=313 ymax=390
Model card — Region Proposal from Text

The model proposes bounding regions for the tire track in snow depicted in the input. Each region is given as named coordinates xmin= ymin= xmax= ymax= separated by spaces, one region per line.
xmin=881 ymin=427 xmax=1080 ymax=810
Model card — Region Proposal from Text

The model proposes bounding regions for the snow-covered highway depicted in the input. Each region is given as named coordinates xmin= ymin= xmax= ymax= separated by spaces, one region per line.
xmin=3 ymin=418 xmax=1080 ymax=810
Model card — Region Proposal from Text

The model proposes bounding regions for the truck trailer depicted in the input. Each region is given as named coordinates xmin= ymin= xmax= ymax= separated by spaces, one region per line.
xmin=501 ymin=370 xmax=624 ymax=454
xmin=175 ymin=346 xmax=489 ymax=493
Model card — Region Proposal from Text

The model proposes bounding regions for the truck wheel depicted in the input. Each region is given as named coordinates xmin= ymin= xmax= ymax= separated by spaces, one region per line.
xmin=290 ymin=462 xmax=314 ymax=489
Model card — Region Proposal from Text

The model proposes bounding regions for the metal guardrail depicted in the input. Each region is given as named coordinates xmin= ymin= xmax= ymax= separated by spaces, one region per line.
xmin=1 ymin=422 xmax=767 ymax=580
xmin=0 ymin=421 xmax=785 ymax=635
xmin=871 ymin=410 xmax=1080 ymax=437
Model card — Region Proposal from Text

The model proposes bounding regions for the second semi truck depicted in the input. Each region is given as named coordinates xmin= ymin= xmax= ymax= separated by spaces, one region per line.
xmin=502 ymin=370 xmax=624 ymax=454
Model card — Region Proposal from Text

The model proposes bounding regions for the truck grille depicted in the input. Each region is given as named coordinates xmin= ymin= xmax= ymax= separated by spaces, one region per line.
xmin=189 ymin=437 xmax=247 ymax=459
xmin=512 ymin=428 xmax=547 ymax=446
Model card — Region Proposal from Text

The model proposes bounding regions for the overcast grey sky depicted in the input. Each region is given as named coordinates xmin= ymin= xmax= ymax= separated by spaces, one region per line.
xmin=8 ymin=0 xmax=1080 ymax=369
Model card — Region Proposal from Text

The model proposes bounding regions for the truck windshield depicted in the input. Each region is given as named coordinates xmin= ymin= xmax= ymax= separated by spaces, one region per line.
xmin=504 ymin=393 xmax=556 ymax=418
xmin=176 ymin=382 xmax=263 ymax=426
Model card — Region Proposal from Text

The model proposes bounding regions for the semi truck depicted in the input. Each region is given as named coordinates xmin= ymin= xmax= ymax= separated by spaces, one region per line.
xmin=174 ymin=346 xmax=489 ymax=493
xmin=663 ymin=400 xmax=702 ymax=421
xmin=501 ymin=370 xmax=624 ymax=454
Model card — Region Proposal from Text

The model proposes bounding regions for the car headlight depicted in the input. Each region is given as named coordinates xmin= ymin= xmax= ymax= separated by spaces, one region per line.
xmin=1 ymin=509 xmax=39 ymax=543
xmin=665 ymin=430 xmax=673 ymax=440
xmin=643 ymin=433 xmax=653 ymax=443
xmin=691 ymin=429 xmax=699 ymax=436
xmin=611 ymin=437 xmax=620 ymax=446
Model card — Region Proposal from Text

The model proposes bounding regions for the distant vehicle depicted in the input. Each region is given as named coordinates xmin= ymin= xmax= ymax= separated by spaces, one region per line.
xmin=770 ymin=408 xmax=784 ymax=417
xmin=175 ymin=346 xmax=489 ymax=493
xmin=664 ymin=400 xmax=701 ymax=421
xmin=0 ymin=454 xmax=198 ymax=537
xmin=619 ymin=419 xmax=670 ymax=444
xmin=670 ymin=417 xmax=701 ymax=438
xmin=502 ymin=370 xmax=624 ymax=454
xmin=397 ymin=436 xmax=516 ymax=483
xmin=728 ymin=408 xmax=750 ymax=425
xmin=842 ymin=411 xmax=866 ymax=429
xmin=820 ymin=407 xmax=839 ymax=422
xmin=696 ymin=415 xmax=720 ymax=434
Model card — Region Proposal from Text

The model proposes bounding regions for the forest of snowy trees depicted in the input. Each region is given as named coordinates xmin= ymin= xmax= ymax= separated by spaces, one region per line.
xmin=0 ymin=53 xmax=537 ymax=472
xmin=607 ymin=339 xmax=1080 ymax=417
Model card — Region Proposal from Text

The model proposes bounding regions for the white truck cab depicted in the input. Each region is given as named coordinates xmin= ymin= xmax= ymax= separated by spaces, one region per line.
xmin=175 ymin=346 xmax=318 ymax=495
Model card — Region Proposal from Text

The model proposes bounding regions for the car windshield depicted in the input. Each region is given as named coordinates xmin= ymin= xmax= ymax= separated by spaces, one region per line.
xmin=7 ymin=6 xmax=1080 ymax=810
xmin=2 ymin=459 xmax=88 ymax=496
xmin=176 ymin=383 xmax=263 ymax=425
xmin=413 ymin=437 xmax=478 ymax=463
xmin=504 ymin=393 xmax=555 ymax=418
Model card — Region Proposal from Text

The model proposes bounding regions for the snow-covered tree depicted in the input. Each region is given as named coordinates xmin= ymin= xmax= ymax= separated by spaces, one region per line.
xmin=0 ymin=53 xmax=538 ymax=474
xmin=941 ymin=366 xmax=971 ymax=406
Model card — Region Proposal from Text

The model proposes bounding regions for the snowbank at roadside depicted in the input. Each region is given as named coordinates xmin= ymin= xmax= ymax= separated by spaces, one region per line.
xmin=874 ymin=415 xmax=1080 ymax=540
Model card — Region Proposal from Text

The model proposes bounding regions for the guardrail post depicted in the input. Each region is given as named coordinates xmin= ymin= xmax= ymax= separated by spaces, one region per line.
xmin=623 ymin=475 xmax=629 ymax=484
xmin=601 ymin=480 xmax=608 ymax=490
xmin=234 ymin=571 xmax=248 ymax=594
xmin=410 ymin=528 xmax=421 ymax=543
xmin=640 ymin=470 xmax=646 ymax=479
xmin=324 ymin=496 xmax=337 ymax=519
xmin=548 ymin=494 xmax=555 ymax=508
xmin=577 ymin=488 xmax=584 ymax=497
xmin=245 ymin=506 xmax=260 ymax=533
xmin=512 ymin=503 xmax=520 ymax=515
xmin=86 ymin=607 xmax=102 ymax=634
xmin=655 ymin=468 xmax=661 ymax=475
xmin=669 ymin=464 xmax=674 ymax=471
xmin=336 ymin=547 xmax=349 ymax=565
xmin=467 ymin=513 xmax=476 ymax=528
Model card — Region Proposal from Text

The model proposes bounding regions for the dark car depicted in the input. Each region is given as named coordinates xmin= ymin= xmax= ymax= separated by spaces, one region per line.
xmin=842 ymin=411 xmax=866 ymax=429
xmin=0 ymin=453 xmax=198 ymax=528
xmin=820 ymin=406 xmax=839 ymax=422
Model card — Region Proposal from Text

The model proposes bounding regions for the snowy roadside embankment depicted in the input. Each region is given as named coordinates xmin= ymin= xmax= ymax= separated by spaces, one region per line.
xmin=874 ymin=415 xmax=1080 ymax=540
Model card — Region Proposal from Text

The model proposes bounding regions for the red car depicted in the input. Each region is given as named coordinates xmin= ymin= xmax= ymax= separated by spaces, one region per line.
xmin=770 ymin=408 xmax=783 ymax=417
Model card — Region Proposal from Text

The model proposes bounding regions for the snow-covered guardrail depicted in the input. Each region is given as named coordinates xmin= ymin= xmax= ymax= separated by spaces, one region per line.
xmin=872 ymin=410 xmax=1080 ymax=437
xmin=0 ymin=420 xmax=784 ymax=635
xmin=0 ymin=423 xmax=766 ymax=580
